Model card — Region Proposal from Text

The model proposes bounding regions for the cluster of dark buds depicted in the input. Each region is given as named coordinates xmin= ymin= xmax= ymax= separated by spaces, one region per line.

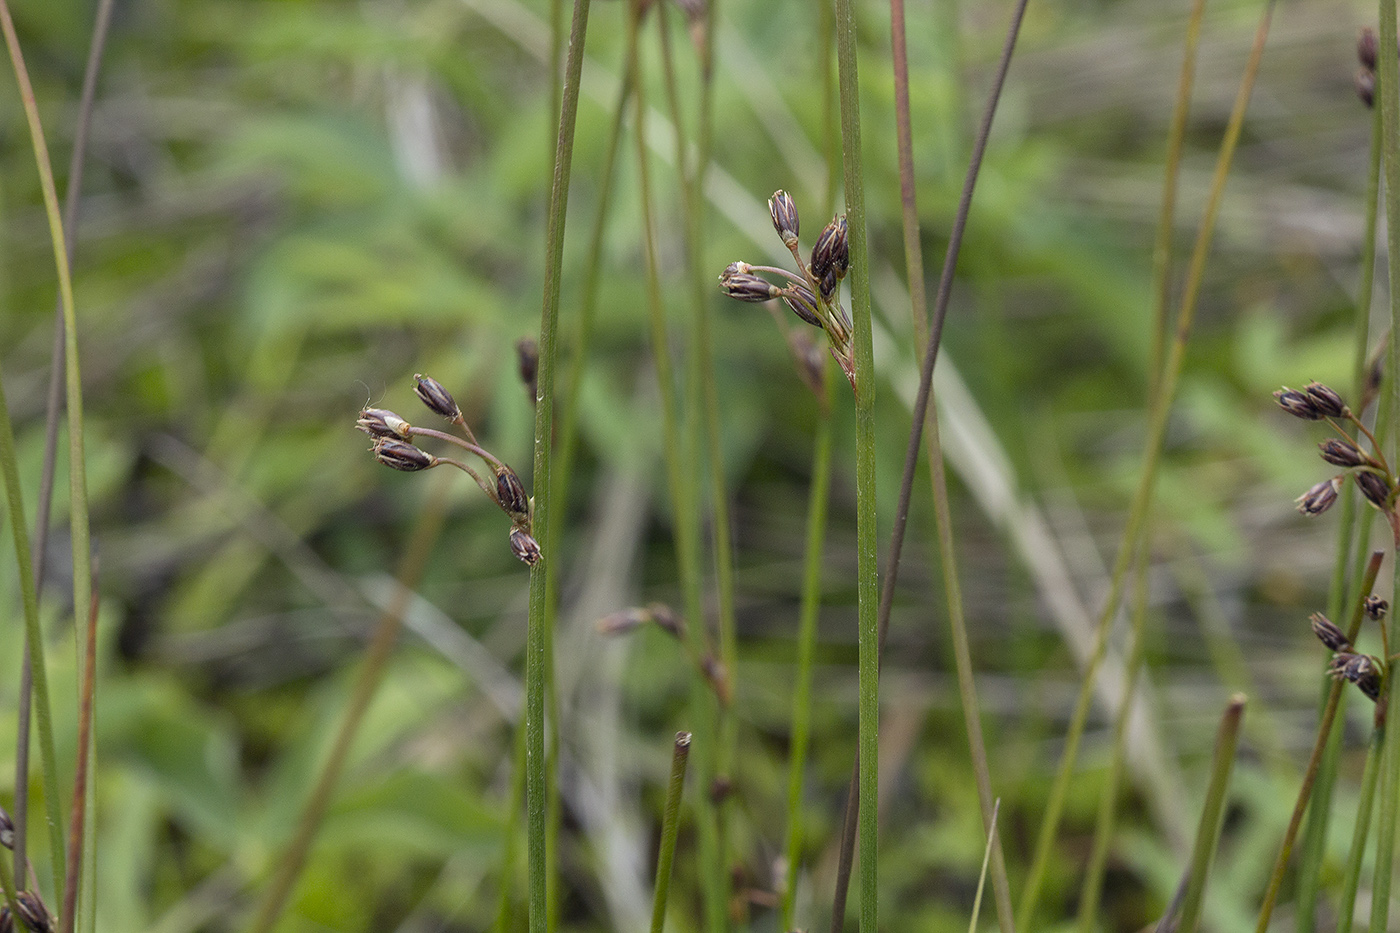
xmin=1276 ymin=381 xmax=1400 ymax=534
xmin=1312 ymin=599 xmax=1390 ymax=704
xmin=358 ymin=374 xmax=540 ymax=566
xmin=719 ymin=190 xmax=855 ymax=393
xmin=0 ymin=891 xmax=53 ymax=933
xmin=1354 ymin=26 xmax=1399 ymax=107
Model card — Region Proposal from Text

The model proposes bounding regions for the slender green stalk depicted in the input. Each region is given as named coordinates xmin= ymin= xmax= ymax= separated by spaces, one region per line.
xmin=526 ymin=0 xmax=593 ymax=929
xmin=1076 ymin=544 xmax=1149 ymax=932
xmin=1371 ymin=0 xmax=1400 ymax=925
xmin=649 ymin=732 xmax=692 ymax=933
xmin=1175 ymin=695 xmax=1246 ymax=933
xmin=60 ymin=593 xmax=98 ymax=933
xmin=0 ymin=366 xmax=64 ymax=899
xmin=0 ymin=0 xmax=96 ymax=903
xmin=1019 ymin=4 xmax=1275 ymax=923
xmin=968 ymin=800 xmax=1000 ymax=933
xmin=1336 ymin=710 xmax=1383 ymax=933
xmin=780 ymin=372 xmax=834 ymax=931
xmin=245 ymin=482 xmax=449 ymax=933
xmin=628 ymin=7 xmax=723 ymax=929
xmin=831 ymin=3 xmax=877 ymax=932
xmin=1297 ymin=85 xmax=1385 ymax=933
xmin=493 ymin=709 xmax=529 ymax=933
xmin=1254 ymin=550 xmax=1383 ymax=933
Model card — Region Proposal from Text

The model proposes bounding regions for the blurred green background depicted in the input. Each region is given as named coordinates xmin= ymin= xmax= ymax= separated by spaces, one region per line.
xmin=0 ymin=0 xmax=1387 ymax=930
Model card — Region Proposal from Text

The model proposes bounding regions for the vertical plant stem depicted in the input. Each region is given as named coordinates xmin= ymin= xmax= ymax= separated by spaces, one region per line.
xmin=1175 ymin=695 xmax=1246 ymax=933
xmin=649 ymin=732 xmax=693 ymax=933
xmin=1020 ymin=5 xmax=1274 ymax=923
xmin=828 ymin=2 xmax=1028 ymax=929
xmin=1254 ymin=550 xmax=1383 ymax=932
xmin=527 ymin=0 xmax=593 ymax=928
xmin=781 ymin=374 xmax=834 ymax=931
xmin=627 ymin=4 xmax=722 ymax=929
xmin=1336 ymin=711 xmax=1383 ymax=933
xmin=831 ymin=2 xmax=877 ymax=932
xmin=60 ymin=592 xmax=98 ymax=933
xmin=1370 ymin=615 xmax=1400 ymax=933
xmin=245 ymin=483 xmax=448 ymax=933
xmin=494 ymin=711 xmax=530 ymax=933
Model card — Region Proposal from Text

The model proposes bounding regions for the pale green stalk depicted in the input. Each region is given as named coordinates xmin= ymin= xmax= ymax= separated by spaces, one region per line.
xmin=832 ymin=2 xmax=877 ymax=931
xmin=1019 ymin=3 xmax=1275 ymax=922
xmin=1176 ymin=695 xmax=1245 ymax=933
xmin=1336 ymin=710 xmax=1382 ymax=933
xmin=526 ymin=0 xmax=593 ymax=927
xmin=780 ymin=371 xmax=834 ymax=931
xmin=648 ymin=733 xmax=692 ymax=933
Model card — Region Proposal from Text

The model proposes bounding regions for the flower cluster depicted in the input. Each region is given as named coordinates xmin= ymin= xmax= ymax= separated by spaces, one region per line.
xmin=357 ymin=374 xmax=540 ymax=566
xmin=1311 ymin=598 xmax=1389 ymax=703
xmin=1276 ymin=382 xmax=1397 ymax=533
xmin=718 ymin=190 xmax=855 ymax=392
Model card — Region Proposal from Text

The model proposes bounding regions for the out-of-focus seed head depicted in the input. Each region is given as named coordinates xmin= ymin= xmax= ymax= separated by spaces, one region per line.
xmin=1295 ymin=476 xmax=1343 ymax=516
xmin=1364 ymin=347 xmax=1386 ymax=412
xmin=769 ymin=190 xmax=800 ymax=249
xmin=1319 ymin=439 xmax=1370 ymax=468
xmin=372 ymin=438 xmax=435 ymax=472
xmin=1366 ymin=595 xmax=1389 ymax=621
xmin=357 ymin=408 xmax=411 ymax=440
xmin=1330 ymin=651 xmax=1382 ymax=702
xmin=710 ymin=775 xmax=733 ymax=804
xmin=0 ymin=806 xmax=12 ymax=850
xmin=413 ymin=373 xmax=462 ymax=421
xmin=510 ymin=526 xmax=542 ymax=566
xmin=782 ymin=283 xmax=824 ymax=329
xmin=516 ymin=338 xmax=539 ymax=400
xmin=720 ymin=272 xmax=780 ymax=303
xmin=1274 ymin=388 xmax=1324 ymax=420
xmin=15 ymin=892 xmax=52 ymax=933
xmin=595 ymin=607 xmax=650 ymax=636
xmin=701 ymin=653 xmax=732 ymax=705
xmin=1356 ymin=470 xmax=1393 ymax=510
xmin=647 ymin=602 xmax=684 ymax=640
xmin=1360 ymin=26 xmax=1379 ymax=71
xmin=1358 ymin=68 xmax=1377 ymax=107
xmin=1310 ymin=612 xmax=1351 ymax=652
xmin=494 ymin=466 xmax=531 ymax=525
xmin=1304 ymin=382 xmax=1348 ymax=418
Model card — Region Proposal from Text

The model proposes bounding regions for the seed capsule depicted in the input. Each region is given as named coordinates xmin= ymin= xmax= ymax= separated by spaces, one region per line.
xmin=1356 ymin=470 xmax=1393 ymax=510
xmin=720 ymin=272 xmax=780 ymax=303
xmin=1310 ymin=612 xmax=1351 ymax=652
xmin=372 ymin=438 xmax=435 ymax=472
xmin=782 ymin=283 xmax=824 ymax=329
xmin=1274 ymin=388 xmax=1324 ymax=420
xmin=769 ymin=190 xmax=800 ymax=249
xmin=1319 ymin=439 xmax=1369 ymax=468
xmin=413 ymin=373 xmax=462 ymax=421
xmin=495 ymin=466 xmax=531 ymax=525
xmin=510 ymin=526 xmax=542 ymax=566
xmin=1330 ymin=651 xmax=1382 ymax=702
xmin=356 ymin=408 xmax=411 ymax=440
xmin=1295 ymin=476 xmax=1342 ymax=516
xmin=1366 ymin=595 xmax=1389 ymax=621
xmin=1304 ymin=382 xmax=1348 ymax=418
xmin=1360 ymin=26 xmax=1379 ymax=71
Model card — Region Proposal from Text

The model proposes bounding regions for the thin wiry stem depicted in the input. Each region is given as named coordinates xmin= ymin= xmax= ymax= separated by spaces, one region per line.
xmin=1174 ymin=695 xmax=1246 ymax=933
xmin=1020 ymin=4 xmax=1275 ymax=923
xmin=828 ymin=2 xmax=1029 ymax=928
xmin=648 ymin=732 xmax=692 ymax=933
xmin=526 ymin=0 xmax=593 ymax=927
xmin=60 ymin=592 xmax=99 ymax=933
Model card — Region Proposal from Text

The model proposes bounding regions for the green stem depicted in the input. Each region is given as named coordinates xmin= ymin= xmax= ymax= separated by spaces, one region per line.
xmin=1336 ymin=709 xmax=1383 ymax=933
xmin=648 ymin=732 xmax=692 ymax=933
xmin=1019 ymin=4 xmax=1275 ymax=923
xmin=832 ymin=3 xmax=877 ymax=933
xmin=1176 ymin=695 xmax=1246 ymax=933
xmin=780 ymin=375 xmax=834 ymax=931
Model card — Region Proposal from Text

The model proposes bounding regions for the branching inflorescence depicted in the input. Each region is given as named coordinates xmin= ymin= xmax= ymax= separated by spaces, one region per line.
xmin=1278 ymin=380 xmax=1396 ymax=701
xmin=718 ymin=191 xmax=854 ymax=393
xmin=357 ymin=374 xmax=540 ymax=566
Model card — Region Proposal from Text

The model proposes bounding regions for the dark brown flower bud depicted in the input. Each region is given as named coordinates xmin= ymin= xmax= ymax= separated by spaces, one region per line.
xmin=782 ymin=283 xmax=824 ymax=329
xmin=721 ymin=272 xmax=780 ymax=303
xmin=1304 ymin=382 xmax=1348 ymax=418
xmin=1296 ymin=476 xmax=1342 ymax=515
xmin=595 ymin=607 xmax=650 ymax=636
xmin=413 ymin=373 xmax=462 ymax=421
xmin=1319 ymin=439 xmax=1370 ymax=468
xmin=1356 ymin=470 xmax=1393 ymax=510
xmin=1274 ymin=388 xmax=1324 ymax=420
xmin=510 ymin=526 xmax=542 ymax=566
xmin=647 ymin=602 xmax=684 ymax=640
xmin=1330 ymin=651 xmax=1382 ymax=702
xmin=494 ymin=466 xmax=531 ymax=525
xmin=1366 ymin=595 xmax=1389 ymax=621
xmin=356 ymin=408 xmax=411 ymax=440
xmin=1358 ymin=68 xmax=1376 ymax=108
xmin=769 ymin=190 xmax=799 ymax=249
xmin=818 ymin=268 xmax=839 ymax=304
xmin=15 ymin=892 xmax=52 ymax=933
xmin=516 ymin=338 xmax=539 ymax=400
xmin=372 ymin=438 xmax=435 ymax=472
xmin=0 ymin=806 xmax=12 ymax=850
xmin=1360 ymin=27 xmax=1379 ymax=71
xmin=1310 ymin=612 xmax=1351 ymax=651
xmin=809 ymin=215 xmax=847 ymax=284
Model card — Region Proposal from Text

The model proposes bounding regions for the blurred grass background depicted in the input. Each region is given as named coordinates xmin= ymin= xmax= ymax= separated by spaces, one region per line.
xmin=0 ymin=0 xmax=1387 ymax=930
